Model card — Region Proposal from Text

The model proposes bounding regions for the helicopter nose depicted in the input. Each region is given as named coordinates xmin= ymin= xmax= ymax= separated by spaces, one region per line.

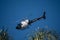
xmin=16 ymin=26 xmax=19 ymax=29
xmin=16 ymin=26 xmax=22 ymax=29
xmin=16 ymin=27 xmax=21 ymax=29
xmin=16 ymin=24 xmax=21 ymax=29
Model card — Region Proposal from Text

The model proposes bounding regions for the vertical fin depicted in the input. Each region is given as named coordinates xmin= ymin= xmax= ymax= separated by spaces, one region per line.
xmin=42 ymin=11 xmax=46 ymax=19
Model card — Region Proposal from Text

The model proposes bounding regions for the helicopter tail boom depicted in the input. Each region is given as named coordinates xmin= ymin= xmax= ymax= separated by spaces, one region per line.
xmin=29 ymin=11 xmax=46 ymax=24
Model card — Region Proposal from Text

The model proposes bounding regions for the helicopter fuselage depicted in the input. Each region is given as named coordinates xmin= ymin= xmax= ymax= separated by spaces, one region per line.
xmin=16 ymin=11 xmax=46 ymax=30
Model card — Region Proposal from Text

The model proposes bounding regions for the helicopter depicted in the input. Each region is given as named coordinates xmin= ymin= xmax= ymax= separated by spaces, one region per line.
xmin=16 ymin=11 xmax=46 ymax=30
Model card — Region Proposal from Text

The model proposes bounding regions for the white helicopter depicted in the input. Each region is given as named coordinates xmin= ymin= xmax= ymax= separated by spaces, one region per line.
xmin=16 ymin=11 xmax=46 ymax=30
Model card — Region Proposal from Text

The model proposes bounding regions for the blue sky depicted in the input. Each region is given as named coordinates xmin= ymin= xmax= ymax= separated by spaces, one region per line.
xmin=0 ymin=0 xmax=60 ymax=40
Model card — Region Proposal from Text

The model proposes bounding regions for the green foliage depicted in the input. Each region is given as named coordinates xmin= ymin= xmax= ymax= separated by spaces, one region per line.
xmin=0 ymin=27 xmax=13 ymax=40
xmin=28 ymin=28 xmax=60 ymax=40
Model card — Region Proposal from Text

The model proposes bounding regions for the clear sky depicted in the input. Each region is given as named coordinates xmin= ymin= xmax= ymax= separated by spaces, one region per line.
xmin=0 ymin=0 xmax=60 ymax=40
